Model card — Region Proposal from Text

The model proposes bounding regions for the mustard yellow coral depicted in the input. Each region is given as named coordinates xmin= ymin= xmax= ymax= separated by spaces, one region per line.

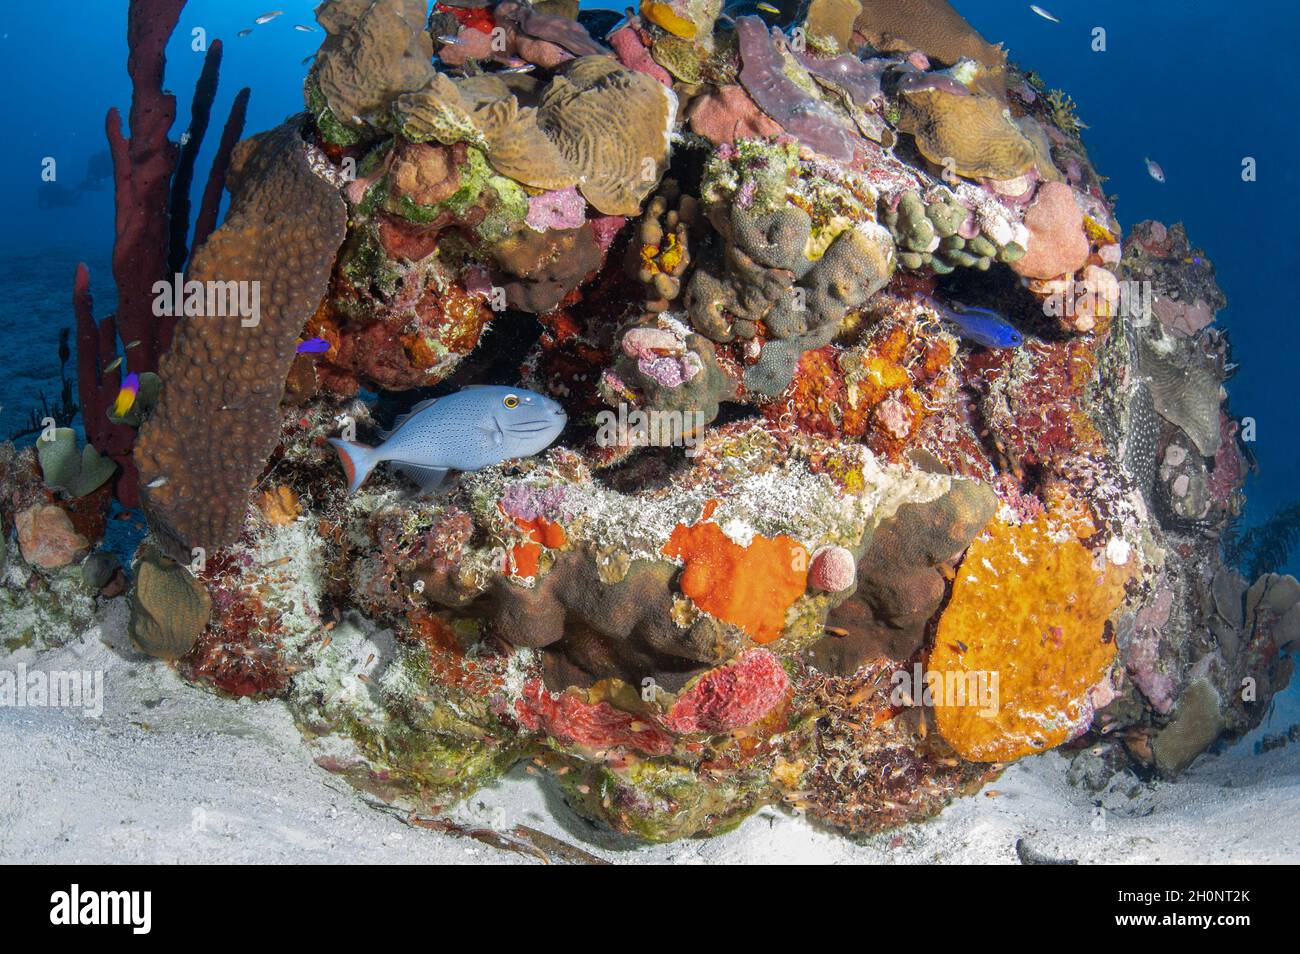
xmin=897 ymin=88 xmax=1035 ymax=181
xmin=930 ymin=515 xmax=1133 ymax=762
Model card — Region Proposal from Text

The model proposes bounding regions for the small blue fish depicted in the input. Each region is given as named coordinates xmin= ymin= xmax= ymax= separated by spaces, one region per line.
xmin=329 ymin=386 xmax=567 ymax=493
xmin=296 ymin=336 xmax=331 ymax=354
xmin=926 ymin=298 xmax=1024 ymax=349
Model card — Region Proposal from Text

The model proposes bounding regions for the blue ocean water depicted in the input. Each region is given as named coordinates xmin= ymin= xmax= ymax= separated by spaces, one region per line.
xmin=0 ymin=0 xmax=1296 ymax=563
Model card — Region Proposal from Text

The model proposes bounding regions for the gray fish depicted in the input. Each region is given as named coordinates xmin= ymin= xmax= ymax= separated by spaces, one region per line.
xmin=329 ymin=385 xmax=567 ymax=493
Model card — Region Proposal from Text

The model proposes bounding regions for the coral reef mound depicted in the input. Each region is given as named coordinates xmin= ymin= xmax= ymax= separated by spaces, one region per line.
xmin=11 ymin=0 xmax=1282 ymax=845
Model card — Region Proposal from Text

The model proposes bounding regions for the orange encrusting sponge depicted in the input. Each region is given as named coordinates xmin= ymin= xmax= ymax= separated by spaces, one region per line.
xmin=508 ymin=516 xmax=568 ymax=579
xmin=661 ymin=512 xmax=808 ymax=645
xmin=930 ymin=514 xmax=1133 ymax=762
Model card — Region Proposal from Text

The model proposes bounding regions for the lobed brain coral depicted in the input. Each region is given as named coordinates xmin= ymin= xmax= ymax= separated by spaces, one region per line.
xmin=539 ymin=57 xmax=678 ymax=215
xmin=316 ymin=0 xmax=436 ymax=132
xmin=852 ymin=0 xmax=1008 ymax=70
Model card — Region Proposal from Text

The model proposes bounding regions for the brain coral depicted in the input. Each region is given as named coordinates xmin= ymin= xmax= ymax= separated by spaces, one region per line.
xmin=395 ymin=76 xmax=581 ymax=192
xmin=853 ymin=0 xmax=1007 ymax=70
xmin=539 ymin=56 xmax=678 ymax=215
xmin=897 ymin=86 xmax=1035 ymax=181
xmin=316 ymin=0 xmax=436 ymax=130
xmin=128 ymin=545 xmax=212 ymax=661
xmin=135 ymin=121 xmax=347 ymax=561
xmin=930 ymin=514 xmax=1135 ymax=763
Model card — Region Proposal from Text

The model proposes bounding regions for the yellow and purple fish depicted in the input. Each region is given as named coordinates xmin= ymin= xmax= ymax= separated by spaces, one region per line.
xmin=329 ymin=385 xmax=567 ymax=493
xmin=113 ymin=372 xmax=140 ymax=417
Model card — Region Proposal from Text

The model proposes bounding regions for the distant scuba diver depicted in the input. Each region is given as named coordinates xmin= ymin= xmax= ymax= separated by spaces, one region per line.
xmin=36 ymin=149 xmax=113 ymax=210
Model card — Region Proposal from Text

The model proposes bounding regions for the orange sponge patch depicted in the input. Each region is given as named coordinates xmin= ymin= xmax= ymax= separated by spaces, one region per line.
xmin=661 ymin=519 xmax=808 ymax=644
xmin=508 ymin=515 xmax=567 ymax=579
xmin=931 ymin=515 xmax=1133 ymax=762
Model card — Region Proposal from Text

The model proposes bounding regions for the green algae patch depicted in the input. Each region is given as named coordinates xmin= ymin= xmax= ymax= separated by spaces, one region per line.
xmin=549 ymin=756 xmax=779 ymax=843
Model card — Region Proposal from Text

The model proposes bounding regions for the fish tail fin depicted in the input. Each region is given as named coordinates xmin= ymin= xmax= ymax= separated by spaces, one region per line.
xmin=328 ymin=439 xmax=379 ymax=494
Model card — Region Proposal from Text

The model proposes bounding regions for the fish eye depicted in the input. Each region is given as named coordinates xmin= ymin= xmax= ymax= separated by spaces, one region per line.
xmin=503 ymin=394 xmax=519 ymax=409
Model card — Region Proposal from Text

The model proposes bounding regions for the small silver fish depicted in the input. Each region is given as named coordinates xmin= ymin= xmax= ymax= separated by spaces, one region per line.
xmin=498 ymin=63 xmax=536 ymax=74
xmin=103 ymin=356 xmax=124 ymax=374
xmin=255 ymin=11 xmax=283 ymax=25
xmin=1029 ymin=5 xmax=1060 ymax=23
xmin=238 ymin=28 xmax=253 ymax=38
xmin=329 ymin=385 xmax=567 ymax=493
xmin=1145 ymin=156 xmax=1166 ymax=183
xmin=294 ymin=24 xmax=316 ymax=33
xmin=146 ymin=476 xmax=168 ymax=489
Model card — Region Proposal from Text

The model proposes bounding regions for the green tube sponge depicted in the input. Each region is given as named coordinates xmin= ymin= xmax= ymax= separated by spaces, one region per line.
xmin=925 ymin=200 xmax=965 ymax=238
xmin=998 ymin=242 xmax=1027 ymax=264
xmin=895 ymin=192 xmax=935 ymax=252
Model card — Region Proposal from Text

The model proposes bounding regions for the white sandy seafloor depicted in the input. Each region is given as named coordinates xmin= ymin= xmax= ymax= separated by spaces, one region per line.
xmin=1 ymin=599 xmax=1297 ymax=865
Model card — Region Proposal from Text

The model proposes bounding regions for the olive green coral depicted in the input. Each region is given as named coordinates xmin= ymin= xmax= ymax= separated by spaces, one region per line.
xmin=129 ymin=546 xmax=212 ymax=661
xmin=35 ymin=428 xmax=115 ymax=498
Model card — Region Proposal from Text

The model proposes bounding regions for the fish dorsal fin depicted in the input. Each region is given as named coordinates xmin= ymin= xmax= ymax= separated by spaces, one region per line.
xmin=380 ymin=398 xmax=439 ymax=439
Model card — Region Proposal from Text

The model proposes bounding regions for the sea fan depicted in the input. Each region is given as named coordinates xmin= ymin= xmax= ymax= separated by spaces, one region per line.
xmin=1223 ymin=500 xmax=1300 ymax=579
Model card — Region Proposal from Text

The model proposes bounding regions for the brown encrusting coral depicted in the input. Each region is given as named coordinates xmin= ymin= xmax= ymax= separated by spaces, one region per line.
xmin=23 ymin=0 xmax=1282 ymax=847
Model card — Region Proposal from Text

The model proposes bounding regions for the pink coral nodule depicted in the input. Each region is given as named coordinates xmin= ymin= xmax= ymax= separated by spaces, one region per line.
xmin=810 ymin=545 xmax=857 ymax=593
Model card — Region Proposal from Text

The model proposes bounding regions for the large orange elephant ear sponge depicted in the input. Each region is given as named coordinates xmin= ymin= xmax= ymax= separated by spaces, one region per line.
xmin=930 ymin=515 xmax=1134 ymax=763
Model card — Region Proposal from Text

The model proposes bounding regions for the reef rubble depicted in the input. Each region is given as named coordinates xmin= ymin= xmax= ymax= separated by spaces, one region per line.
xmin=4 ymin=0 xmax=1295 ymax=844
